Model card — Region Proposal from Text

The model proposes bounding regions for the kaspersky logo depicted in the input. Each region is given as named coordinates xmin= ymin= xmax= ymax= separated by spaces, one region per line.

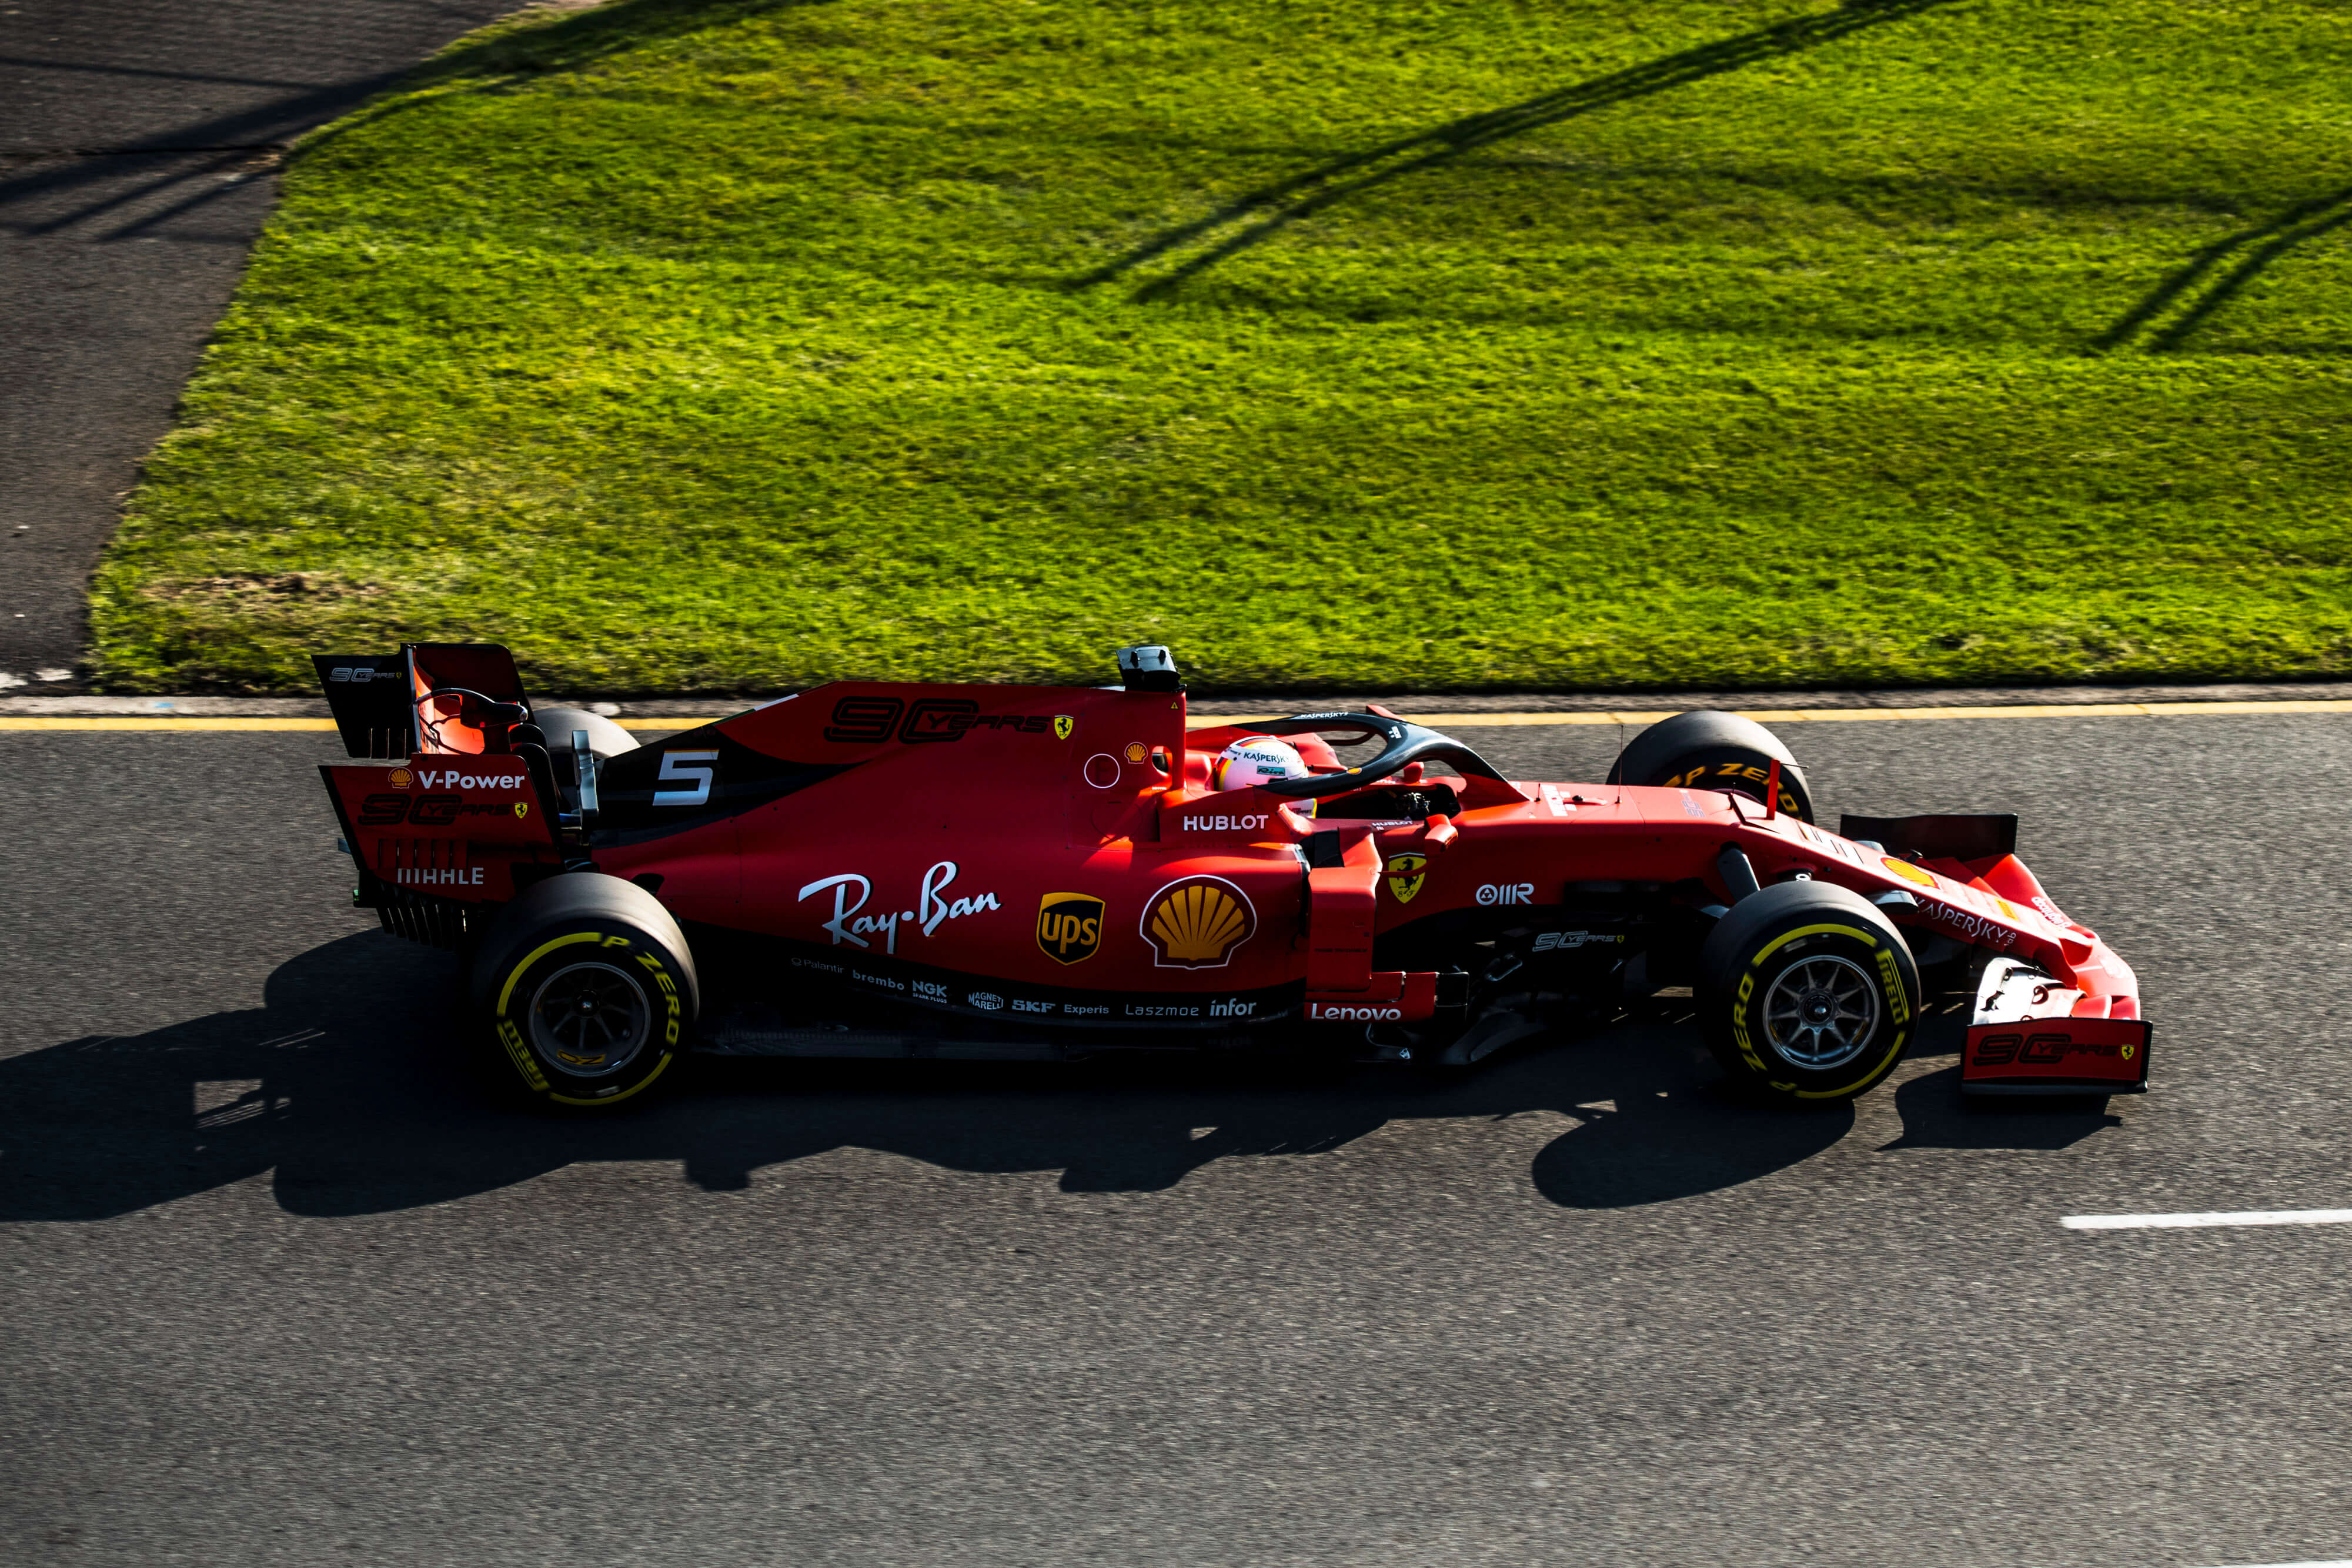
xmin=1036 ymin=892 xmax=1104 ymax=964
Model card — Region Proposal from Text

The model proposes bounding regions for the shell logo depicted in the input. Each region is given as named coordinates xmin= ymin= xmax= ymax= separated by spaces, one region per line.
xmin=1880 ymin=856 xmax=1938 ymax=889
xmin=1141 ymin=875 xmax=1258 ymax=969
xmin=387 ymin=767 xmax=413 ymax=788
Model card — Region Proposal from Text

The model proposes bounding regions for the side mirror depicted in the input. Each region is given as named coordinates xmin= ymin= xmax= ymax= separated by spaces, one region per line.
xmin=1115 ymin=644 xmax=1181 ymax=693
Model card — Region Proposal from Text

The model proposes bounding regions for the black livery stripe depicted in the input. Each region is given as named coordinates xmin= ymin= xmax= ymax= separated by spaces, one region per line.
xmin=592 ymin=728 xmax=858 ymax=845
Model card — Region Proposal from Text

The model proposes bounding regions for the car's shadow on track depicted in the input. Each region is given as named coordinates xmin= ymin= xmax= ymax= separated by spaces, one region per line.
xmin=1 ymin=934 xmax=2104 ymax=1221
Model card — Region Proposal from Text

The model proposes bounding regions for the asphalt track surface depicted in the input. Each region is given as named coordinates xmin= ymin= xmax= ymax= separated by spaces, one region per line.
xmin=0 ymin=0 xmax=514 ymax=683
xmin=7 ymin=711 xmax=2352 ymax=1568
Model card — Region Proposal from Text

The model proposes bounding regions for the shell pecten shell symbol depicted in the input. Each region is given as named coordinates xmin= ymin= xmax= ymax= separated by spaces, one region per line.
xmin=1141 ymin=875 xmax=1258 ymax=968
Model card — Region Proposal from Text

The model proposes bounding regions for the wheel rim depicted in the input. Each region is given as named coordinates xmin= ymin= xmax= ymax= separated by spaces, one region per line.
xmin=1760 ymin=954 xmax=1880 ymax=1071
xmin=527 ymin=961 xmax=652 ymax=1079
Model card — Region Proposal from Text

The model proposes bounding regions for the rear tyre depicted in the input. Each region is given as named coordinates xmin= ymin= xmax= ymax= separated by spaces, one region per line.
xmin=470 ymin=873 xmax=699 ymax=1110
xmin=1698 ymin=880 xmax=1917 ymax=1105
xmin=1608 ymin=709 xmax=1813 ymax=823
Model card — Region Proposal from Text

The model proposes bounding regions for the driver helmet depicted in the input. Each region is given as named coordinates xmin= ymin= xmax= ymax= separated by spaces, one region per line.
xmin=1211 ymin=736 xmax=1315 ymax=817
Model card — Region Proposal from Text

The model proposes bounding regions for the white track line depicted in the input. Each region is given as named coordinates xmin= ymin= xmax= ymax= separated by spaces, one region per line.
xmin=2063 ymin=1209 xmax=2352 ymax=1231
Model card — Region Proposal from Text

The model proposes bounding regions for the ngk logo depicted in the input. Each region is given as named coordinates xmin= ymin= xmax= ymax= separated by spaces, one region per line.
xmin=1476 ymin=882 xmax=1535 ymax=907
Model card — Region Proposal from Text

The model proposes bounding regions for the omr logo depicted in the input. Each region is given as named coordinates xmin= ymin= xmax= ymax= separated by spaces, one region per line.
xmin=1035 ymin=892 xmax=1105 ymax=965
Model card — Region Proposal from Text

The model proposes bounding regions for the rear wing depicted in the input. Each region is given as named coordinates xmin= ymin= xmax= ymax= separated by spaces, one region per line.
xmin=316 ymin=644 xmax=572 ymax=925
xmin=312 ymin=643 xmax=530 ymax=759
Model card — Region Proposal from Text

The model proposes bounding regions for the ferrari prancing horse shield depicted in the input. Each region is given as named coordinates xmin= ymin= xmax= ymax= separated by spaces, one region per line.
xmin=1384 ymin=852 xmax=1427 ymax=904
xmin=1053 ymin=714 xmax=1074 ymax=740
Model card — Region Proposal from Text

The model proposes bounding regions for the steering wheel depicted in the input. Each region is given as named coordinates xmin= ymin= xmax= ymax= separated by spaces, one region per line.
xmin=1232 ymin=711 xmax=1525 ymax=804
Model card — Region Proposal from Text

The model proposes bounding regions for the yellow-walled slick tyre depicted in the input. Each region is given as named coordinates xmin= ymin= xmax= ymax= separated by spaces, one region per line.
xmin=1698 ymin=880 xmax=1917 ymax=1105
xmin=469 ymin=873 xmax=699 ymax=1111
xmin=1607 ymin=709 xmax=1813 ymax=822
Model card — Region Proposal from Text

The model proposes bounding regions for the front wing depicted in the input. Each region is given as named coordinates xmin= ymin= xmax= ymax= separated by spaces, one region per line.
xmin=1961 ymin=956 xmax=2151 ymax=1095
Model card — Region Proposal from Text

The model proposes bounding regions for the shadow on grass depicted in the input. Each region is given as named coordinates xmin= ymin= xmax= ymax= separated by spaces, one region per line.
xmin=0 ymin=931 xmax=1921 ymax=1220
xmin=1070 ymin=0 xmax=1959 ymax=301
xmin=2094 ymin=182 xmax=2352 ymax=352
xmin=0 ymin=0 xmax=817 ymax=243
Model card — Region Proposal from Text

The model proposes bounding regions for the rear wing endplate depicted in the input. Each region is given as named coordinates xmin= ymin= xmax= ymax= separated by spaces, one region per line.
xmin=313 ymin=653 xmax=413 ymax=758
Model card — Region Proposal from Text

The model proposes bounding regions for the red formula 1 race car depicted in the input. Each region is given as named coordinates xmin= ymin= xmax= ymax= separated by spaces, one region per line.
xmin=314 ymin=643 xmax=2150 ymax=1111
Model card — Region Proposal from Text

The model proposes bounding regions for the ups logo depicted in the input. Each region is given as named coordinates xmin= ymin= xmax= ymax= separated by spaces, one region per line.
xmin=1036 ymin=892 xmax=1105 ymax=965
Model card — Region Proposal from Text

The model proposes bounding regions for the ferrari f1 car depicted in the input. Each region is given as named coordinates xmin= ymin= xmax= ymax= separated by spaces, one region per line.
xmin=315 ymin=643 xmax=2149 ymax=1110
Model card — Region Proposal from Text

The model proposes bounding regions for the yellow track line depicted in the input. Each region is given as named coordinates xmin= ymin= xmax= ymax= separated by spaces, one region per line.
xmin=6 ymin=697 xmax=2352 ymax=732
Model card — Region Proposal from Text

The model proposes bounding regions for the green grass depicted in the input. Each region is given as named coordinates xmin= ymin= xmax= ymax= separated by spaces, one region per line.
xmin=92 ymin=0 xmax=2352 ymax=693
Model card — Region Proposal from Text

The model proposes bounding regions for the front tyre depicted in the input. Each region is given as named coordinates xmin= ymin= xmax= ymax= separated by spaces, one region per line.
xmin=1698 ymin=880 xmax=1917 ymax=1105
xmin=470 ymin=874 xmax=699 ymax=1110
